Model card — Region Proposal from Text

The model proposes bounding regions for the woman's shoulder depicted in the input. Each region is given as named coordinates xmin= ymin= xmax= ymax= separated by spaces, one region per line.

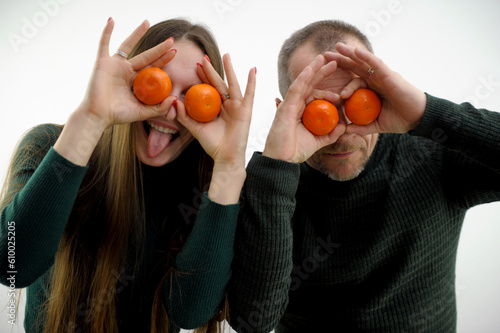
xmin=20 ymin=123 xmax=63 ymax=148
xmin=12 ymin=123 xmax=64 ymax=170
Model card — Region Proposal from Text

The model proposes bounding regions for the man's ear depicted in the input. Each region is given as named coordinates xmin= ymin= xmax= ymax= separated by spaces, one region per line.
xmin=275 ymin=98 xmax=282 ymax=108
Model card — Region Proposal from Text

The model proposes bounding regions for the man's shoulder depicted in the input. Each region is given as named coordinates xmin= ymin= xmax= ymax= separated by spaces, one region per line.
xmin=382 ymin=132 xmax=442 ymax=156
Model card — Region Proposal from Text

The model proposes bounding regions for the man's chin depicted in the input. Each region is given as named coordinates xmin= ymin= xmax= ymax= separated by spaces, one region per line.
xmin=307 ymin=154 xmax=368 ymax=182
xmin=322 ymin=166 xmax=365 ymax=182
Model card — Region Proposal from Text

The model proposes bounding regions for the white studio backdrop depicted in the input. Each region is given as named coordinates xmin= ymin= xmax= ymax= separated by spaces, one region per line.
xmin=1 ymin=0 xmax=500 ymax=332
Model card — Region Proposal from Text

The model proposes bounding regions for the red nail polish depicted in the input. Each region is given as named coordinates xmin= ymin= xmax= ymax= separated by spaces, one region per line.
xmin=108 ymin=17 xmax=112 ymax=22
xmin=254 ymin=67 xmax=257 ymax=75
xmin=166 ymin=37 xmax=174 ymax=42
xmin=172 ymin=98 xmax=178 ymax=107
xmin=170 ymin=49 xmax=177 ymax=54
xmin=205 ymin=54 xmax=211 ymax=63
xmin=197 ymin=62 xmax=203 ymax=69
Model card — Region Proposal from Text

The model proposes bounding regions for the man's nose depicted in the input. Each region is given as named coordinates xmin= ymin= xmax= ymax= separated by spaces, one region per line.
xmin=335 ymin=103 xmax=351 ymax=126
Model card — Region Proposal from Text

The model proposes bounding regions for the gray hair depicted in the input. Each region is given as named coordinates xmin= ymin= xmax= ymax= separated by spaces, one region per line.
xmin=278 ymin=20 xmax=374 ymax=98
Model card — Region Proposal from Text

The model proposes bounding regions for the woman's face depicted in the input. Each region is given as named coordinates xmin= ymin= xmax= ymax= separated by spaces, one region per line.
xmin=134 ymin=40 xmax=204 ymax=167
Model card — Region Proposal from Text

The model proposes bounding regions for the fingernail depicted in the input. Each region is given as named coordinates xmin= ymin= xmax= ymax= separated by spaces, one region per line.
xmin=205 ymin=54 xmax=210 ymax=63
xmin=166 ymin=37 xmax=174 ymax=43
xmin=169 ymin=49 xmax=177 ymax=54
xmin=197 ymin=62 xmax=203 ymax=69
xmin=108 ymin=17 xmax=112 ymax=22
xmin=172 ymin=98 xmax=178 ymax=107
xmin=254 ymin=67 xmax=257 ymax=75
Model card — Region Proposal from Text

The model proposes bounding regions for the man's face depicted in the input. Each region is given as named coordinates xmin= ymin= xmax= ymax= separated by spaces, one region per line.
xmin=287 ymin=39 xmax=378 ymax=181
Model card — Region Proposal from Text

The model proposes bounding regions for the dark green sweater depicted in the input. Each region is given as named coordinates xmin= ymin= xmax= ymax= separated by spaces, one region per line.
xmin=0 ymin=124 xmax=238 ymax=332
xmin=228 ymin=94 xmax=500 ymax=332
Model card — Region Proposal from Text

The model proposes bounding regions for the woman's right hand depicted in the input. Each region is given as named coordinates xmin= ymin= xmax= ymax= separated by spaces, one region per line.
xmin=54 ymin=19 xmax=176 ymax=166
xmin=81 ymin=18 xmax=177 ymax=128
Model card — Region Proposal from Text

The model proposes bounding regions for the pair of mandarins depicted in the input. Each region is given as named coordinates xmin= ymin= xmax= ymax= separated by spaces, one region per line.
xmin=302 ymin=89 xmax=381 ymax=135
xmin=133 ymin=67 xmax=220 ymax=122
xmin=133 ymin=67 xmax=382 ymax=131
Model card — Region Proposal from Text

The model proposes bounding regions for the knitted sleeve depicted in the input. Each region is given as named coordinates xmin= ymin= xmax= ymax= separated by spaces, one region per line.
xmin=412 ymin=93 xmax=500 ymax=208
xmin=165 ymin=193 xmax=239 ymax=329
xmin=228 ymin=152 xmax=300 ymax=333
xmin=0 ymin=124 xmax=87 ymax=287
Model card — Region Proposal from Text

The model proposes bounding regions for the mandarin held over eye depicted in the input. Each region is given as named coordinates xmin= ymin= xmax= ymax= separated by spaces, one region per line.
xmin=184 ymin=83 xmax=222 ymax=122
xmin=133 ymin=67 xmax=172 ymax=105
xmin=302 ymin=100 xmax=339 ymax=136
xmin=345 ymin=88 xmax=382 ymax=125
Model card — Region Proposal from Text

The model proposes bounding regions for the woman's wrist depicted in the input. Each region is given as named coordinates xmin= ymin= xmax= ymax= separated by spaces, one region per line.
xmin=207 ymin=160 xmax=246 ymax=205
xmin=53 ymin=106 xmax=107 ymax=166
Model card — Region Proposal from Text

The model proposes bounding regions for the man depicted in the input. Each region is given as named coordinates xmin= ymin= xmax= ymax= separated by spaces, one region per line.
xmin=227 ymin=20 xmax=500 ymax=332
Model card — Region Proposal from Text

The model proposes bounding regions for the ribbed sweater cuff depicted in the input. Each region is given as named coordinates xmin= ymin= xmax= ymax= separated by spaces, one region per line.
xmin=245 ymin=152 xmax=301 ymax=201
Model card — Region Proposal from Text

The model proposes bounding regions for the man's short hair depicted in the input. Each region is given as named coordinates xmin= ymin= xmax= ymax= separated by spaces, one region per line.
xmin=278 ymin=20 xmax=373 ymax=98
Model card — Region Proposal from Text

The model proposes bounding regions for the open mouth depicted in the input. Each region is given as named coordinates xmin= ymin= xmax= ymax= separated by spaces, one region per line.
xmin=142 ymin=121 xmax=181 ymax=158
xmin=143 ymin=121 xmax=180 ymax=141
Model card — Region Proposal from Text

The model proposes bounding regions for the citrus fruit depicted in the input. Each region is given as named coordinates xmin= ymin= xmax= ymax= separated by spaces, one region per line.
xmin=184 ymin=83 xmax=221 ymax=122
xmin=345 ymin=88 xmax=381 ymax=125
xmin=302 ymin=100 xmax=339 ymax=136
xmin=133 ymin=67 xmax=172 ymax=105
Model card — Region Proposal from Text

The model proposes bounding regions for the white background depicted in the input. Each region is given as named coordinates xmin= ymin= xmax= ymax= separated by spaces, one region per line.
xmin=1 ymin=0 xmax=500 ymax=332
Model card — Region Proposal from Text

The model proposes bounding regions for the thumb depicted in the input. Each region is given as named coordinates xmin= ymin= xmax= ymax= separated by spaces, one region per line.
xmin=136 ymin=95 xmax=178 ymax=121
xmin=175 ymin=99 xmax=199 ymax=132
xmin=275 ymin=98 xmax=282 ymax=109
xmin=158 ymin=96 xmax=178 ymax=116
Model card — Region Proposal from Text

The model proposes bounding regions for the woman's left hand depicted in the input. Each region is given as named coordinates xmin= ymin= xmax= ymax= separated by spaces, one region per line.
xmin=176 ymin=54 xmax=256 ymax=204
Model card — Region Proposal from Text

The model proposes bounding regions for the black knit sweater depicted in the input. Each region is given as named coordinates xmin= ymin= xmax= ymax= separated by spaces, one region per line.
xmin=228 ymin=94 xmax=500 ymax=332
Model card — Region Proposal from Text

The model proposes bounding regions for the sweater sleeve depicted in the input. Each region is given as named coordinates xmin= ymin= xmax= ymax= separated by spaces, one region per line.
xmin=228 ymin=152 xmax=300 ymax=333
xmin=0 ymin=125 xmax=87 ymax=287
xmin=164 ymin=192 xmax=239 ymax=329
xmin=411 ymin=93 xmax=500 ymax=208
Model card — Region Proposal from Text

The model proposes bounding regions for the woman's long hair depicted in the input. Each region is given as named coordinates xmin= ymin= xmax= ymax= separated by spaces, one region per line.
xmin=0 ymin=19 xmax=227 ymax=333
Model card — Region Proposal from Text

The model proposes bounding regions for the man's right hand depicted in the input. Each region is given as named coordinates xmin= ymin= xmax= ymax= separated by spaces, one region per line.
xmin=262 ymin=55 xmax=346 ymax=163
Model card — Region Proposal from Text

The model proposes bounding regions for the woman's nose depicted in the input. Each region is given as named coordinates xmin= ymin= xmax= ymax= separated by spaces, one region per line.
xmin=170 ymin=87 xmax=184 ymax=102
xmin=164 ymin=87 xmax=183 ymax=121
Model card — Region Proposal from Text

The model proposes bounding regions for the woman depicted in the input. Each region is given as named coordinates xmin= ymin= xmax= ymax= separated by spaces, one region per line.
xmin=0 ymin=17 xmax=256 ymax=333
